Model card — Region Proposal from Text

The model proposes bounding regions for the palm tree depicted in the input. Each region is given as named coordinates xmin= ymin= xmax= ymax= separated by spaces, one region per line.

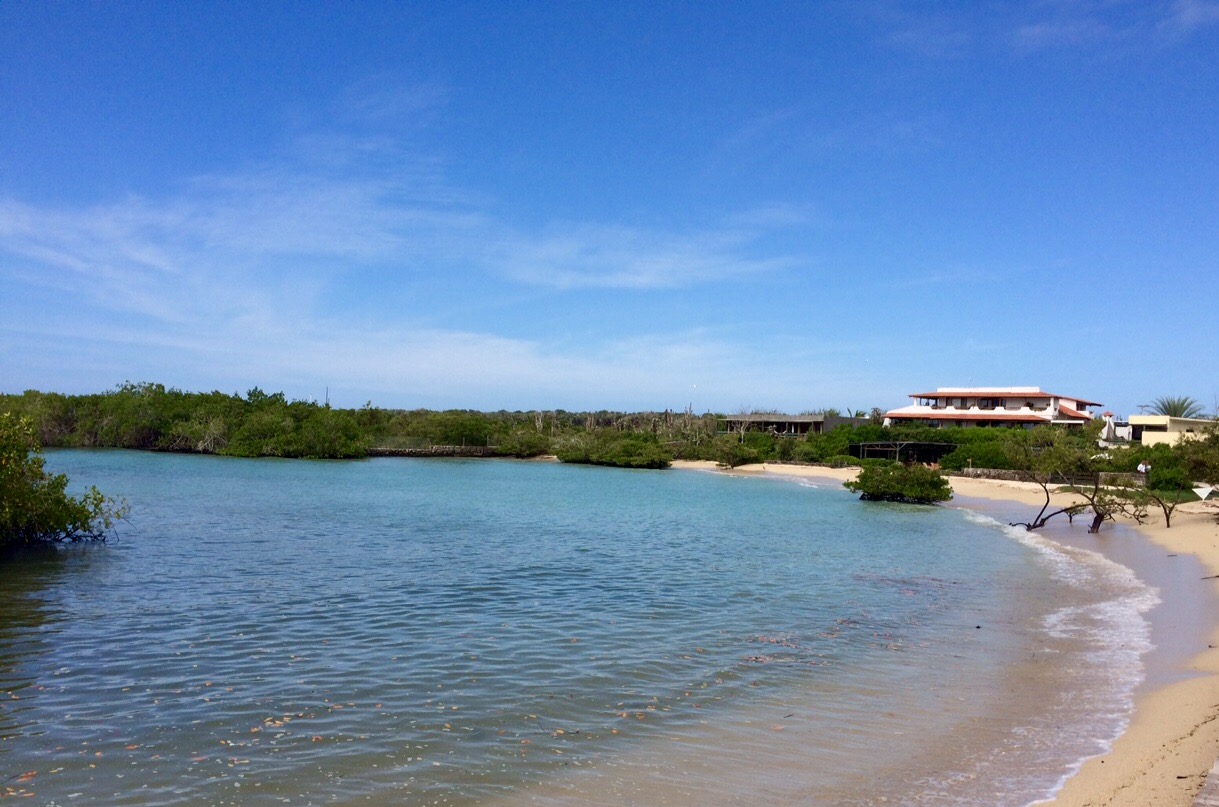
xmin=1148 ymin=395 xmax=1205 ymax=418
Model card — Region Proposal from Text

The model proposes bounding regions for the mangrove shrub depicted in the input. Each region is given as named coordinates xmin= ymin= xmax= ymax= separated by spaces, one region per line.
xmin=844 ymin=463 xmax=952 ymax=504
xmin=555 ymin=430 xmax=672 ymax=469
xmin=1 ymin=413 xmax=127 ymax=551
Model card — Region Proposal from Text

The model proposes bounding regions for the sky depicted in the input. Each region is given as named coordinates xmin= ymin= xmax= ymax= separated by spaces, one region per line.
xmin=1 ymin=1 xmax=1217 ymax=417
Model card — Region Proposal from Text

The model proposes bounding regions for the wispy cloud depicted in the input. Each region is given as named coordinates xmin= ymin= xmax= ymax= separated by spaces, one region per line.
xmin=0 ymin=108 xmax=812 ymax=407
xmin=1013 ymin=0 xmax=1219 ymax=50
xmin=491 ymin=223 xmax=797 ymax=290
xmin=1161 ymin=0 xmax=1219 ymax=32
xmin=887 ymin=263 xmax=1003 ymax=290
xmin=1012 ymin=16 xmax=1118 ymax=49
xmin=0 ymin=133 xmax=797 ymax=321
xmin=883 ymin=16 xmax=974 ymax=58
xmin=859 ymin=1 xmax=1217 ymax=56
xmin=0 ymin=302 xmax=876 ymax=411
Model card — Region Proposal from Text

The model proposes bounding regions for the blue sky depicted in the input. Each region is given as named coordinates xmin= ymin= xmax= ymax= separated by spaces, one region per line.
xmin=2 ymin=1 xmax=1216 ymax=417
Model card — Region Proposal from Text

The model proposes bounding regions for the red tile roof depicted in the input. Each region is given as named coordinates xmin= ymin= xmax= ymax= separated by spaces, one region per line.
xmin=1055 ymin=406 xmax=1092 ymax=421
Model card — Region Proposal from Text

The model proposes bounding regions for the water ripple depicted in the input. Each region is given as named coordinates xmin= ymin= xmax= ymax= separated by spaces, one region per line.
xmin=0 ymin=453 xmax=1148 ymax=806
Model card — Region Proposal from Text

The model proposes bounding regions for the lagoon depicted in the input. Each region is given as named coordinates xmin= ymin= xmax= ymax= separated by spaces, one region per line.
xmin=0 ymin=452 xmax=1154 ymax=805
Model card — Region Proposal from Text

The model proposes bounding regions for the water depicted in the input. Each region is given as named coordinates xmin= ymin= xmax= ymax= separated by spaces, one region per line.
xmin=0 ymin=452 xmax=1156 ymax=805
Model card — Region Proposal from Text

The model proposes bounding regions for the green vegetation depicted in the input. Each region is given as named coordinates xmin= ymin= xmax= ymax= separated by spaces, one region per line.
xmin=2 ymin=384 xmax=367 ymax=459
xmin=0 ymin=385 xmax=721 ymax=468
xmin=843 ymin=462 xmax=952 ymax=504
xmin=938 ymin=438 xmax=1023 ymax=471
xmin=1148 ymin=395 xmax=1206 ymax=418
xmin=1004 ymin=424 xmax=1219 ymax=532
xmin=554 ymin=430 xmax=672 ymax=469
xmin=4 ymin=385 xmax=1217 ymax=489
xmin=1 ymin=413 xmax=127 ymax=552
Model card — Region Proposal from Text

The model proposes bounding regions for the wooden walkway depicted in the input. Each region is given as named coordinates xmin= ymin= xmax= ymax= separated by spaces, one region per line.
xmin=367 ymin=445 xmax=497 ymax=458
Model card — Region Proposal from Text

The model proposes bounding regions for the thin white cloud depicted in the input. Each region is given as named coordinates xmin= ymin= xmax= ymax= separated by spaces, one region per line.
xmin=884 ymin=17 xmax=974 ymax=58
xmin=887 ymin=263 xmax=1004 ymax=290
xmin=0 ymin=124 xmax=810 ymax=407
xmin=1013 ymin=0 xmax=1219 ymax=49
xmin=1013 ymin=17 xmax=1117 ymax=48
xmin=0 ymin=154 xmax=797 ymax=334
xmin=492 ymin=223 xmax=797 ymax=290
xmin=847 ymin=0 xmax=976 ymax=58
xmin=0 ymin=307 xmax=873 ymax=411
xmin=1162 ymin=0 xmax=1219 ymax=31
xmin=859 ymin=1 xmax=1216 ymax=55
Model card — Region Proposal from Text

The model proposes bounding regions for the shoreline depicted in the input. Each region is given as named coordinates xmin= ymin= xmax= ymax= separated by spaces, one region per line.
xmin=672 ymin=460 xmax=1219 ymax=806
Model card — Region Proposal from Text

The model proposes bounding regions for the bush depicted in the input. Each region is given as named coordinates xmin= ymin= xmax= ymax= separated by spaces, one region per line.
xmin=1180 ymin=424 xmax=1219 ymax=485
xmin=774 ymin=438 xmax=794 ymax=462
xmin=710 ymin=436 xmax=760 ymax=468
xmin=939 ymin=442 xmax=1018 ymax=472
xmin=844 ymin=463 xmax=952 ymax=504
xmin=495 ymin=428 xmax=552 ymax=458
xmin=740 ymin=431 xmax=777 ymax=460
xmin=555 ymin=431 xmax=672 ymax=469
xmin=1148 ymin=465 xmax=1190 ymax=492
xmin=1 ymin=413 xmax=128 ymax=552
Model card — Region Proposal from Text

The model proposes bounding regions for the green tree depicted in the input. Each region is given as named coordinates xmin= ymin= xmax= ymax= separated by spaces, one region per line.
xmin=1148 ymin=396 xmax=1205 ymax=418
xmin=1005 ymin=427 xmax=1146 ymax=533
xmin=495 ymin=427 xmax=552 ymax=458
xmin=294 ymin=409 xmax=367 ymax=459
xmin=1 ymin=414 xmax=128 ymax=552
xmin=938 ymin=440 xmax=1022 ymax=472
xmin=1179 ymin=424 xmax=1219 ymax=486
xmin=843 ymin=463 xmax=952 ymax=504
xmin=555 ymin=430 xmax=672 ymax=469
xmin=710 ymin=434 xmax=760 ymax=468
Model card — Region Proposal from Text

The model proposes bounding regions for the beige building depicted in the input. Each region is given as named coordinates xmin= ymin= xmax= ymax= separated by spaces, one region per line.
xmin=1128 ymin=415 xmax=1216 ymax=447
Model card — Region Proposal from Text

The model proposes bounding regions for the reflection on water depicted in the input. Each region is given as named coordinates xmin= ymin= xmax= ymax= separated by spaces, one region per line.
xmin=0 ymin=452 xmax=1150 ymax=806
xmin=0 ymin=547 xmax=71 ymax=751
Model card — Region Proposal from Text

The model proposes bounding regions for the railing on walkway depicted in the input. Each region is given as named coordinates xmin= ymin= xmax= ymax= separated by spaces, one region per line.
xmin=367 ymin=437 xmax=500 ymax=457
xmin=367 ymin=444 xmax=499 ymax=457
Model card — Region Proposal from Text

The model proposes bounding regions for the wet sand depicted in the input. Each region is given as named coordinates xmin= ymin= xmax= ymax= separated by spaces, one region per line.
xmin=675 ymin=460 xmax=1219 ymax=806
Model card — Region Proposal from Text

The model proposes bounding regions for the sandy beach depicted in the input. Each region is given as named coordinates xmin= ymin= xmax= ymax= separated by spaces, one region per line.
xmin=673 ymin=460 xmax=1219 ymax=806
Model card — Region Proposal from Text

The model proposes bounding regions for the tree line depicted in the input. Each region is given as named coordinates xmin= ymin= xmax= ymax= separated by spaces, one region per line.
xmin=3 ymin=385 xmax=1217 ymax=483
xmin=4 ymin=384 xmax=1218 ymax=548
xmin=0 ymin=384 xmax=722 ymax=465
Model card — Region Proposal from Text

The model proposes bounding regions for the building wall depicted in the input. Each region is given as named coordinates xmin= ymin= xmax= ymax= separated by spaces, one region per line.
xmin=1129 ymin=416 xmax=1215 ymax=447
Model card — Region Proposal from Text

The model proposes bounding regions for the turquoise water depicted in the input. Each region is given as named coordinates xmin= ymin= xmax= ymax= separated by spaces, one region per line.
xmin=0 ymin=452 xmax=1155 ymax=805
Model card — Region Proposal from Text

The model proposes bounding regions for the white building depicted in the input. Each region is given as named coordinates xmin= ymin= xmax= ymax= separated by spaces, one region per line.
xmin=884 ymin=387 xmax=1100 ymax=429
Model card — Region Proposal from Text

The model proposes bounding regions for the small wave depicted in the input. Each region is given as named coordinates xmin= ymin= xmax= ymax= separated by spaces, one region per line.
xmin=964 ymin=508 xmax=1150 ymax=597
xmin=953 ymin=506 xmax=1160 ymax=806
